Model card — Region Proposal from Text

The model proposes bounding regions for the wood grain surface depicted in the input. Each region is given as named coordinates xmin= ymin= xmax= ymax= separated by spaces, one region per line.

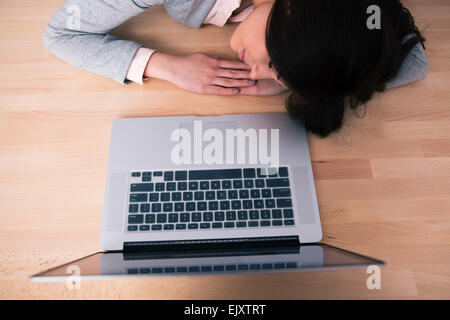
xmin=0 ymin=0 xmax=449 ymax=299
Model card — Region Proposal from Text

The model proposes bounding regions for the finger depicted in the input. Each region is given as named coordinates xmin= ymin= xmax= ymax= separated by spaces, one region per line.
xmin=217 ymin=59 xmax=251 ymax=70
xmin=216 ymin=68 xmax=252 ymax=79
xmin=236 ymin=85 xmax=260 ymax=96
xmin=212 ymin=77 xmax=256 ymax=88
xmin=204 ymin=85 xmax=241 ymax=95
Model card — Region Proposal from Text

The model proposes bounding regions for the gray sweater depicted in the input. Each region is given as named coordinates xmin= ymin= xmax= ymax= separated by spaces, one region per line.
xmin=42 ymin=0 xmax=428 ymax=88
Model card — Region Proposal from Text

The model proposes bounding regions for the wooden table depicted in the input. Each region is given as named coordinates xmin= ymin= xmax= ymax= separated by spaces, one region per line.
xmin=0 ymin=0 xmax=449 ymax=299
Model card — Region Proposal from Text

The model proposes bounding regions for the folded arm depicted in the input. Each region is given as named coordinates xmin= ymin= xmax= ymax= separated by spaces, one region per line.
xmin=42 ymin=0 xmax=168 ymax=84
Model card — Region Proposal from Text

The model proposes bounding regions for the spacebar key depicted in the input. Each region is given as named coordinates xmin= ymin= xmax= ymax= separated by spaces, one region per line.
xmin=189 ymin=169 xmax=242 ymax=180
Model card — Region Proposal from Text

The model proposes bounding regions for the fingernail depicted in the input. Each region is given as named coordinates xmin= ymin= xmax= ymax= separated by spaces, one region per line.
xmin=232 ymin=88 xmax=240 ymax=93
xmin=248 ymin=80 xmax=255 ymax=84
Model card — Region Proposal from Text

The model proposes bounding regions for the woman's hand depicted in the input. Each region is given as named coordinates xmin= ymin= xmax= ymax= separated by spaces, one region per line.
xmin=238 ymin=79 xmax=290 ymax=96
xmin=145 ymin=52 xmax=257 ymax=95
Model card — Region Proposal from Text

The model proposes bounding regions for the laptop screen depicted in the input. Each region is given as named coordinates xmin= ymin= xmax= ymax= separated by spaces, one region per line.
xmin=30 ymin=243 xmax=384 ymax=281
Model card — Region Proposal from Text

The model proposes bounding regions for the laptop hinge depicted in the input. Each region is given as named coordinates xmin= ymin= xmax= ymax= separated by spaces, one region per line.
xmin=123 ymin=235 xmax=299 ymax=252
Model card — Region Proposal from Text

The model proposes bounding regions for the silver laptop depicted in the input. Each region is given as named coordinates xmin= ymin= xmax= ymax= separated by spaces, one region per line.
xmin=30 ymin=113 xmax=384 ymax=281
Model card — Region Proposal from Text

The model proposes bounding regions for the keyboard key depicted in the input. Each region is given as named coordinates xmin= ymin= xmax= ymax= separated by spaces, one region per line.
xmin=175 ymin=171 xmax=187 ymax=181
xmin=217 ymin=191 xmax=226 ymax=200
xmin=177 ymin=182 xmax=187 ymax=190
xmin=189 ymin=181 xmax=198 ymax=190
xmin=238 ymin=211 xmax=248 ymax=220
xmin=130 ymin=193 xmax=147 ymax=202
xmin=176 ymin=224 xmax=186 ymax=230
xmin=130 ymin=183 xmax=154 ymax=192
xmin=140 ymin=203 xmax=150 ymax=213
xmin=255 ymin=179 xmax=265 ymax=188
xmin=149 ymin=193 xmax=159 ymax=202
xmin=127 ymin=225 xmax=138 ymax=231
xmin=243 ymin=168 xmax=256 ymax=178
xmin=164 ymin=224 xmax=174 ymax=230
xmin=142 ymin=176 xmax=151 ymax=182
xmin=249 ymin=210 xmax=259 ymax=220
xmin=273 ymin=188 xmax=291 ymax=197
xmin=139 ymin=225 xmax=150 ymax=231
xmin=283 ymin=209 xmax=294 ymax=218
xmin=203 ymin=212 xmax=213 ymax=222
xmin=197 ymin=201 xmax=207 ymax=211
xmin=228 ymin=190 xmax=238 ymax=199
xmin=205 ymin=191 xmax=215 ymax=200
xmin=272 ymin=209 xmax=282 ymax=219
xmin=284 ymin=219 xmax=295 ymax=225
xmin=244 ymin=179 xmax=254 ymax=188
xmin=128 ymin=214 xmax=143 ymax=224
xmin=145 ymin=214 xmax=155 ymax=223
xmin=276 ymin=198 xmax=292 ymax=208
xmin=163 ymin=203 xmax=172 ymax=212
xmin=192 ymin=212 xmax=202 ymax=222
xmin=152 ymin=224 xmax=162 ymax=231
xmin=222 ymin=180 xmax=232 ymax=189
xmin=242 ymin=200 xmax=252 ymax=209
xmin=129 ymin=204 xmax=139 ymax=213
xmin=142 ymin=172 xmax=151 ymax=177
xmin=172 ymin=192 xmax=181 ymax=201
xmin=166 ymin=182 xmax=176 ymax=191
xmin=261 ymin=210 xmax=271 ymax=219
xmin=188 ymin=223 xmax=199 ymax=230
xmin=248 ymin=221 xmax=259 ymax=227
xmin=189 ymin=169 xmax=242 ymax=180
xmin=239 ymin=190 xmax=249 ymax=199
xmin=208 ymin=201 xmax=218 ymax=211
xmin=266 ymin=178 xmax=290 ymax=188
xmin=164 ymin=171 xmax=173 ymax=181
xmin=224 ymin=222 xmax=235 ymax=228
xmin=186 ymin=202 xmax=196 ymax=211
xmin=200 ymin=223 xmax=211 ymax=229
xmin=160 ymin=192 xmax=170 ymax=201
xmin=157 ymin=214 xmax=167 ymax=223
xmin=211 ymin=181 xmax=221 ymax=189
xmin=220 ymin=201 xmax=230 ymax=210
xmin=231 ymin=200 xmax=241 ymax=210
xmin=236 ymin=221 xmax=247 ymax=228
xmin=254 ymin=199 xmax=264 ymax=208
xmin=168 ymin=213 xmax=178 ymax=223
xmin=194 ymin=191 xmax=204 ymax=200
xmin=265 ymin=199 xmax=276 ymax=208
xmin=278 ymin=167 xmax=289 ymax=177
xmin=233 ymin=180 xmax=243 ymax=189
xmin=174 ymin=202 xmax=184 ymax=211
xmin=250 ymin=189 xmax=260 ymax=198
xmin=151 ymin=203 xmax=162 ymax=212
xmin=272 ymin=220 xmax=283 ymax=226
xmin=260 ymin=220 xmax=271 ymax=226
xmin=180 ymin=213 xmax=190 ymax=222
xmin=131 ymin=172 xmax=141 ymax=177
xmin=155 ymin=183 xmax=165 ymax=191
xmin=261 ymin=189 xmax=271 ymax=198
xmin=226 ymin=211 xmax=237 ymax=220
xmin=212 ymin=222 xmax=223 ymax=228
xmin=153 ymin=171 xmax=162 ymax=177
xmin=200 ymin=181 xmax=209 ymax=190
xmin=214 ymin=211 xmax=225 ymax=221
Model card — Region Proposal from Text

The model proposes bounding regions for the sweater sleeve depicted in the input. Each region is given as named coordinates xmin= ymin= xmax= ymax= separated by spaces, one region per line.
xmin=42 ymin=0 xmax=169 ymax=84
xmin=386 ymin=34 xmax=429 ymax=89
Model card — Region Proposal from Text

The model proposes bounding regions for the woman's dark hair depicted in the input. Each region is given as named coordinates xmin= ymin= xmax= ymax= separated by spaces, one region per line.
xmin=266 ymin=0 xmax=425 ymax=137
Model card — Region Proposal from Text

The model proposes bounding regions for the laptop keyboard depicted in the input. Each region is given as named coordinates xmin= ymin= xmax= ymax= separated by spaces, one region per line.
xmin=126 ymin=167 xmax=295 ymax=232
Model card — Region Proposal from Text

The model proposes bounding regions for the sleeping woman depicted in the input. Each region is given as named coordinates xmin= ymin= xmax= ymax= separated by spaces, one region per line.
xmin=42 ymin=0 xmax=428 ymax=137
